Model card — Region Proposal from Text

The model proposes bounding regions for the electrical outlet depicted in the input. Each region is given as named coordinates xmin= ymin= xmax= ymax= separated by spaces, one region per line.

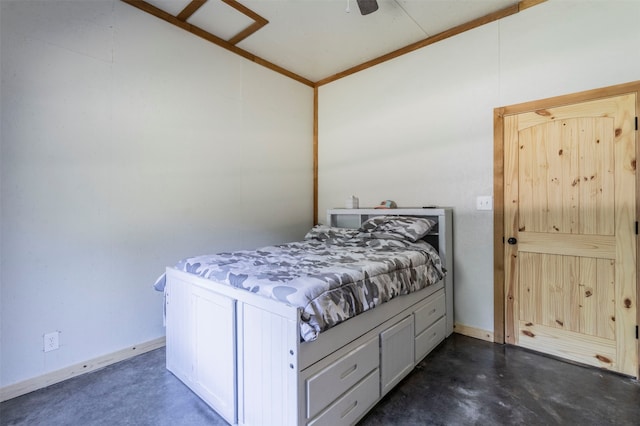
xmin=476 ymin=195 xmax=493 ymax=211
xmin=44 ymin=331 xmax=59 ymax=352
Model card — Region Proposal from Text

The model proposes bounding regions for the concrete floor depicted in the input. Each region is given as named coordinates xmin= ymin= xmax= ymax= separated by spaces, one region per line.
xmin=1 ymin=334 xmax=639 ymax=425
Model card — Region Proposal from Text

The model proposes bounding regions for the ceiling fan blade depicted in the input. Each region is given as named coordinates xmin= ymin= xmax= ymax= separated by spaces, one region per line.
xmin=357 ymin=0 xmax=379 ymax=15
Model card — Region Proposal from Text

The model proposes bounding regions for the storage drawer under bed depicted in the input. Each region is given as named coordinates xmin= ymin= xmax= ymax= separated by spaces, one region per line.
xmin=307 ymin=369 xmax=379 ymax=426
xmin=413 ymin=288 xmax=446 ymax=362
xmin=306 ymin=337 xmax=379 ymax=420
xmin=415 ymin=316 xmax=446 ymax=362
xmin=413 ymin=288 xmax=445 ymax=336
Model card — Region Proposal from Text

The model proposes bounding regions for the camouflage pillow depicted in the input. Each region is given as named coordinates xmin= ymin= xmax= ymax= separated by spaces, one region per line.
xmin=304 ymin=225 xmax=360 ymax=241
xmin=358 ymin=216 xmax=437 ymax=242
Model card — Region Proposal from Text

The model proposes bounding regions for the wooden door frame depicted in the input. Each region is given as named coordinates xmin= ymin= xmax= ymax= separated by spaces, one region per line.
xmin=493 ymin=81 xmax=640 ymax=369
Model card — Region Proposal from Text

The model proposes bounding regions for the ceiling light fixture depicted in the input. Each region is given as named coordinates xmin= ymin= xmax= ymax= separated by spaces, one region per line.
xmin=357 ymin=0 xmax=379 ymax=15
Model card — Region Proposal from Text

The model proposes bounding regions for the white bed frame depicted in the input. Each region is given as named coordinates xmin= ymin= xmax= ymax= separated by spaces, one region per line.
xmin=164 ymin=208 xmax=453 ymax=425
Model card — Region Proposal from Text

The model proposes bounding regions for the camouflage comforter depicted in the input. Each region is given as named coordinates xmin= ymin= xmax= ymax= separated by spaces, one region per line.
xmin=155 ymin=229 xmax=445 ymax=342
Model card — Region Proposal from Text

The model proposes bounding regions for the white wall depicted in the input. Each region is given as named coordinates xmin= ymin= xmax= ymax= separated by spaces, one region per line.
xmin=318 ymin=0 xmax=640 ymax=334
xmin=0 ymin=0 xmax=313 ymax=387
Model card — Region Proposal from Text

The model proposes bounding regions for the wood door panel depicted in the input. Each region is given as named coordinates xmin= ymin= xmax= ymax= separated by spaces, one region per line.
xmin=518 ymin=321 xmax=616 ymax=371
xmin=560 ymin=120 xmax=580 ymax=234
xmin=504 ymin=93 xmax=637 ymax=377
xmin=578 ymin=256 xmax=597 ymax=336
xmin=561 ymin=256 xmax=580 ymax=333
xmin=518 ymin=252 xmax=539 ymax=325
xmin=597 ymin=258 xmax=616 ymax=341
xmin=518 ymin=253 xmax=614 ymax=339
xmin=518 ymin=232 xmax=615 ymax=259
xmin=541 ymin=253 xmax=563 ymax=330
xmin=577 ymin=118 xmax=615 ymax=235
xmin=547 ymin=123 xmax=564 ymax=235
xmin=518 ymin=118 xmax=615 ymax=235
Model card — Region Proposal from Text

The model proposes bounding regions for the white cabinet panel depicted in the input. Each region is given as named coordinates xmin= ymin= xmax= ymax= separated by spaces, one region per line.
xmin=240 ymin=303 xmax=298 ymax=426
xmin=192 ymin=286 xmax=236 ymax=424
xmin=165 ymin=280 xmax=194 ymax=382
xmin=380 ymin=315 xmax=414 ymax=396
xmin=165 ymin=280 xmax=237 ymax=425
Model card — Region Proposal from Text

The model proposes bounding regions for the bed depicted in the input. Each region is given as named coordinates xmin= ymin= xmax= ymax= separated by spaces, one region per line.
xmin=158 ymin=208 xmax=453 ymax=426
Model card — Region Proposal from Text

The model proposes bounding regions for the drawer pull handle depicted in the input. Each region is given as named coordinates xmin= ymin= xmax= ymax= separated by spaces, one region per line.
xmin=340 ymin=364 xmax=358 ymax=380
xmin=340 ymin=400 xmax=358 ymax=419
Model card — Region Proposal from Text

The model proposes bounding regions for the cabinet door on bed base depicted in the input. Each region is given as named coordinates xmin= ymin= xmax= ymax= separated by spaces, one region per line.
xmin=165 ymin=280 xmax=237 ymax=425
xmin=380 ymin=315 xmax=415 ymax=396
xmin=165 ymin=281 xmax=192 ymax=382
xmin=238 ymin=303 xmax=299 ymax=426
xmin=192 ymin=286 xmax=236 ymax=424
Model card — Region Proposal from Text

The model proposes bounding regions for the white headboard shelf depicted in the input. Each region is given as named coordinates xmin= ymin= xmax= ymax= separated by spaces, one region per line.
xmin=326 ymin=207 xmax=450 ymax=228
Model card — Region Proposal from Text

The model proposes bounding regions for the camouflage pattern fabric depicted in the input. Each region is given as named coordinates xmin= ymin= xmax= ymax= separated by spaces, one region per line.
xmin=155 ymin=230 xmax=445 ymax=342
xmin=357 ymin=215 xmax=437 ymax=242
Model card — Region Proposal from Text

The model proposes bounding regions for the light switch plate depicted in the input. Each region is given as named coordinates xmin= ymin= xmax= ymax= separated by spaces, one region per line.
xmin=476 ymin=196 xmax=493 ymax=211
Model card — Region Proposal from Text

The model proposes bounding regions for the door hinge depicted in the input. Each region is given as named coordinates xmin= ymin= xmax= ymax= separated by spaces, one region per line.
xmin=636 ymin=325 xmax=638 ymax=339
xmin=636 ymin=116 xmax=638 ymax=131
xmin=636 ymin=221 xmax=638 ymax=235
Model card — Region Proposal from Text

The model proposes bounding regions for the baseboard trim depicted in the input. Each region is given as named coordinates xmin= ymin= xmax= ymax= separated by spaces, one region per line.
xmin=454 ymin=323 xmax=495 ymax=343
xmin=0 ymin=336 xmax=166 ymax=402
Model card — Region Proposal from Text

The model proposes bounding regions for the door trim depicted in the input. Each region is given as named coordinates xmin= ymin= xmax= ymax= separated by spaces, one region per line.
xmin=493 ymin=81 xmax=640 ymax=376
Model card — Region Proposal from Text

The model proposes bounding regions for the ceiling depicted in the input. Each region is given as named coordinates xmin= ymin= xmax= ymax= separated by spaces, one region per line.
xmin=127 ymin=0 xmax=527 ymax=85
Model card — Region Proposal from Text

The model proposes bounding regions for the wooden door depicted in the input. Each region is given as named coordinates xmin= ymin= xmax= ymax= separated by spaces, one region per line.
xmin=503 ymin=94 xmax=637 ymax=376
